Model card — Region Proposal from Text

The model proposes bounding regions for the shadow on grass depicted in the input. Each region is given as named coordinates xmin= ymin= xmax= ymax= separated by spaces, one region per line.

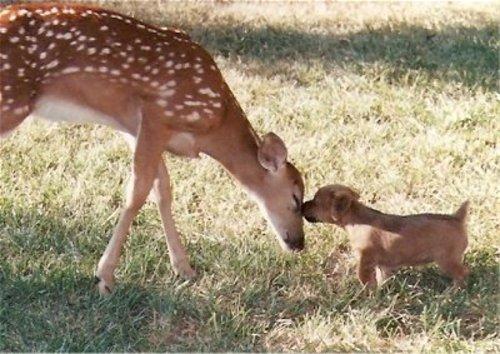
xmin=0 ymin=269 xmax=153 ymax=351
xmin=1 ymin=204 xmax=498 ymax=351
xmin=371 ymin=247 xmax=499 ymax=339
xmin=1 ymin=246 xmax=497 ymax=351
xmin=186 ymin=22 xmax=498 ymax=90
xmin=0 ymin=205 xmax=323 ymax=351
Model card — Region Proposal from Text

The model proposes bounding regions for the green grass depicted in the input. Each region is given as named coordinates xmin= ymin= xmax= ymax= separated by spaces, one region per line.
xmin=1 ymin=1 xmax=499 ymax=352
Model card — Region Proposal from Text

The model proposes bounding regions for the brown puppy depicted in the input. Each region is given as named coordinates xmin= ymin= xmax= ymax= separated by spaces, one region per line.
xmin=302 ymin=184 xmax=469 ymax=287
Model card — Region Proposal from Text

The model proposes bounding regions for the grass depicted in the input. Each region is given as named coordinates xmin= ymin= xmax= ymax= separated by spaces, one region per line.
xmin=1 ymin=1 xmax=499 ymax=352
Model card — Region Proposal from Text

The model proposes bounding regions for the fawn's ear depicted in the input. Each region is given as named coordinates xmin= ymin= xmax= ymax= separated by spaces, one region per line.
xmin=258 ymin=132 xmax=288 ymax=173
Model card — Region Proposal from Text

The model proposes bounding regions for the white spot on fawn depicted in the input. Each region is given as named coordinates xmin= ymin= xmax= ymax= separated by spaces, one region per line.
xmin=159 ymin=89 xmax=175 ymax=97
xmin=13 ymin=106 xmax=29 ymax=115
xmin=186 ymin=111 xmax=201 ymax=122
xmin=61 ymin=66 xmax=80 ymax=74
xmin=46 ymin=59 xmax=59 ymax=69
xmin=156 ymin=99 xmax=167 ymax=107
xmin=184 ymin=100 xmax=204 ymax=107
xmin=27 ymin=44 xmax=38 ymax=54
xmin=17 ymin=9 xmax=30 ymax=17
xmin=199 ymin=87 xmax=220 ymax=98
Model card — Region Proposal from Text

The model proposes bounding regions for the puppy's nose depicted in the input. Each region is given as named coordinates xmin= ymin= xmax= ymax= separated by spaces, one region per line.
xmin=301 ymin=201 xmax=311 ymax=214
xmin=304 ymin=214 xmax=318 ymax=223
xmin=301 ymin=201 xmax=318 ymax=223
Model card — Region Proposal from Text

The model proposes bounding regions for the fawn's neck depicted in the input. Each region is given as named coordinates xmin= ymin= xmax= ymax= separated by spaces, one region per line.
xmin=199 ymin=100 xmax=267 ymax=194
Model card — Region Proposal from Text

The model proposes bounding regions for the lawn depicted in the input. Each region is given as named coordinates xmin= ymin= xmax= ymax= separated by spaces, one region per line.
xmin=0 ymin=1 xmax=498 ymax=352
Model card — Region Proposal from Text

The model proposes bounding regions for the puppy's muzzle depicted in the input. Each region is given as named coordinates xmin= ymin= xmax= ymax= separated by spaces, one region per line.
xmin=304 ymin=215 xmax=318 ymax=223
xmin=301 ymin=201 xmax=319 ymax=223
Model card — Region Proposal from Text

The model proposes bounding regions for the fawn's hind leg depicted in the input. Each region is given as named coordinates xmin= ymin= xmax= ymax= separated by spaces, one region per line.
xmin=1 ymin=69 xmax=35 ymax=139
xmin=121 ymin=133 xmax=195 ymax=280
xmin=0 ymin=105 xmax=31 ymax=139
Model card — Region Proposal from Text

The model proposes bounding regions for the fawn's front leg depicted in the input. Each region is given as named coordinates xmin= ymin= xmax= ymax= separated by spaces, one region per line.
xmin=96 ymin=119 xmax=163 ymax=295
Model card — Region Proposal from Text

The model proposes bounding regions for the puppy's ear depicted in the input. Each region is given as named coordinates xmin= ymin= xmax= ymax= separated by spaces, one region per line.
xmin=258 ymin=132 xmax=287 ymax=173
xmin=346 ymin=187 xmax=360 ymax=201
xmin=331 ymin=190 xmax=357 ymax=218
xmin=332 ymin=192 xmax=352 ymax=215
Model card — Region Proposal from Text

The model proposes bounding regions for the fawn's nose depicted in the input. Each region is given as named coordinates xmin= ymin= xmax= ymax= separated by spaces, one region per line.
xmin=284 ymin=231 xmax=304 ymax=252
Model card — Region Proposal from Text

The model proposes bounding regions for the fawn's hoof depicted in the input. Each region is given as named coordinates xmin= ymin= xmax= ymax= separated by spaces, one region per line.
xmin=173 ymin=261 xmax=196 ymax=280
xmin=94 ymin=275 xmax=114 ymax=295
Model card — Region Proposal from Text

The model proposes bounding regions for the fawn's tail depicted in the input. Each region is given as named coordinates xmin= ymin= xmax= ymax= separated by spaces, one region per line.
xmin=454 ymin=201 xmax=470 ymax=222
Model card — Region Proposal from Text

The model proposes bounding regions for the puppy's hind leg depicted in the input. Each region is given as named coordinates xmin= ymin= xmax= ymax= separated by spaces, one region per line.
xmin=376 ymin=266 xmax=397 ymax=286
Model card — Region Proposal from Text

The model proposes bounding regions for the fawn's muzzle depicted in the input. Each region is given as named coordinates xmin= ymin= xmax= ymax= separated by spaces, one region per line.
xmin=284 ymin=231 xmax=305 ymax=251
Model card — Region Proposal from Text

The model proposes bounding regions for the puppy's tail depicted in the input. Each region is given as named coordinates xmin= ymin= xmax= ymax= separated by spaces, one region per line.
xmin=454 ymin=201 xmax=469 ymax=222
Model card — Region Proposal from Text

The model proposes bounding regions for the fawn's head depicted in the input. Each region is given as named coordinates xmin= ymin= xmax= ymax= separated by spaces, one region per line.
xmin=251 ymin=133 xmax=305 ymax=251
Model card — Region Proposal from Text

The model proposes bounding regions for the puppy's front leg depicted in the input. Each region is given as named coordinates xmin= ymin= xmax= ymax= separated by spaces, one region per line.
xmin=357 ymin=250 xmax=377 ymax=287
xmin=375 ymin=266 xmax=396 ymax=286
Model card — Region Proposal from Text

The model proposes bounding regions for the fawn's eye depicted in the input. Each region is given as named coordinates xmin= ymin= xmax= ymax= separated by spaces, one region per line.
xmin=292 ymin=194 xmax=301 ymax=212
